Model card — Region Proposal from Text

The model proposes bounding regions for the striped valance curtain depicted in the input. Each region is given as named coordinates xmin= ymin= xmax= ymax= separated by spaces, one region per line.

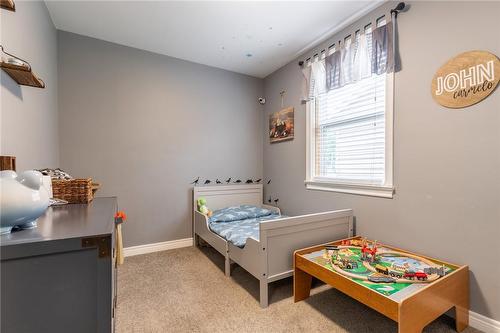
xmin=302 ymin=22 xmax=394 ymax=101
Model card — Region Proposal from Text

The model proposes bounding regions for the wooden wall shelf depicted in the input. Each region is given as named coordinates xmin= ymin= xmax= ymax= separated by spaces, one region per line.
xmin=0 ymin=46 xmax=45 ymax=88
xmin=1 ymin=62 xmax=45 ymax=88
xmin=0 ymin=0 xmax=15 ymax=11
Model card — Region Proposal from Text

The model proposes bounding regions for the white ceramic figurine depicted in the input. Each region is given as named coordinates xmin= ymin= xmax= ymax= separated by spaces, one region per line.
xmin=0 ymin=170 xmax=49 ymax=234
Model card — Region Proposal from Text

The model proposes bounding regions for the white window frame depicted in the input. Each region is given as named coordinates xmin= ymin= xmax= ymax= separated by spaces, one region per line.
xmin=305 ymin=73 xmax=395 ymax=198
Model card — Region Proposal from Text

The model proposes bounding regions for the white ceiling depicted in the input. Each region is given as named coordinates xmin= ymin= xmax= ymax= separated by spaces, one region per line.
xmin=45 ymin=1 xmax=384 ymax=78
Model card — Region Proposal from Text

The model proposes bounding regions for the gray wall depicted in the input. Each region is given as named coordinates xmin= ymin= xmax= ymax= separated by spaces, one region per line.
xmin=263 ymin=1 xmax=500 ymax=320
xmin=1 ymin=1 xmax=58 ymax=171
xmin=5 ymin=0 xmax=498 ymax=321
xmin=58 ymin=31 xmax=264 ymax=247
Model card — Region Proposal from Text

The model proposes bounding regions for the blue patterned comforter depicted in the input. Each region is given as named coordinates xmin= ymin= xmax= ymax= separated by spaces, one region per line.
xmin=209 ymin=214 xmax=283 ymax=248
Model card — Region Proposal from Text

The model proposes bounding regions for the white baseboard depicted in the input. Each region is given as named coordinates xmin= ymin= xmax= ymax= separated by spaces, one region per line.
xmin=470 ymin=311 xmax=500 ymax=333
xmin=124 ymin=237 xmax=193 ymax=257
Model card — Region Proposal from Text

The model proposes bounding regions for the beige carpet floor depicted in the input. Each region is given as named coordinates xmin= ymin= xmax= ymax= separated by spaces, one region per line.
xmin=116 ymin=246 xmax=480 ymax=333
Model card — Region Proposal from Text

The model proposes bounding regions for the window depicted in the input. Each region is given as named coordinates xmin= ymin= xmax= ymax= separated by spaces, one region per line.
xmin=305 ymin=32 xmax=394 ymax=198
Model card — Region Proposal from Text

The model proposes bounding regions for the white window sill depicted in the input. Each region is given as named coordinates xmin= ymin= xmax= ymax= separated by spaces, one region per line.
xmin=304 ymin=180 xmax=394 ymax=199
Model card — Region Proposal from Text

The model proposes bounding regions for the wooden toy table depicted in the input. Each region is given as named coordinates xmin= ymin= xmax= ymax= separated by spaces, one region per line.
xmin=293 ymin=236 xmax=469 ymax=333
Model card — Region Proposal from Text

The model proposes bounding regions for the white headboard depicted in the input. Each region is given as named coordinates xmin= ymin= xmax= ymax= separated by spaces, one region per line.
xmin=192 ymin=184 xmax=263 ymax=212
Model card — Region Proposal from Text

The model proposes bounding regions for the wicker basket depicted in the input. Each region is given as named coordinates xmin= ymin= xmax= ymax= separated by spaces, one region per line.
xmin=52 ymin=178 xmax=94 ymax=204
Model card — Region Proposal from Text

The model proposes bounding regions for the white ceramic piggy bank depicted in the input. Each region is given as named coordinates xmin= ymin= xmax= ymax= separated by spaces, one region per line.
xmin=0 ymin=170 xmax=49 ymax=234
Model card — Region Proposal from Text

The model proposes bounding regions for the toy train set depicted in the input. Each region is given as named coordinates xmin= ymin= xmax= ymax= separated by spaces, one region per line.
xmin=323 ymin=238 xmax=447 ymax=284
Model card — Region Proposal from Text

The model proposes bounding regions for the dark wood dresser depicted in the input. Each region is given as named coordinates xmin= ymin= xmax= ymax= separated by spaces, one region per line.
xmin=0 ymin=197 xmax=118 ymax=333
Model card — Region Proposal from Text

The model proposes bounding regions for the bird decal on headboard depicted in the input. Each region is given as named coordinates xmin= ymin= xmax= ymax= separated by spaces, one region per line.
xmin=191 ymin=177 xmax=200 ymax=186
xmin=245 ymin=179 xmax=253 ymax=184
xmin=204 ymin=179 xmax=211 ymax=185
xmin=216 ymin=179 xmax=222 ymax=184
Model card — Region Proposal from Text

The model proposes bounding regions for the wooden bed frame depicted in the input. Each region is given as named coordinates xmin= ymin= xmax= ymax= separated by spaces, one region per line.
xmin=193 ymin=184 xmax=353 ymax=307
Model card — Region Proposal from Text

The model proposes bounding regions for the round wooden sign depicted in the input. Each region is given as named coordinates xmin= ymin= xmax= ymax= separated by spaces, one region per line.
xmin=431 ymin=50 xmax=499 ymax=108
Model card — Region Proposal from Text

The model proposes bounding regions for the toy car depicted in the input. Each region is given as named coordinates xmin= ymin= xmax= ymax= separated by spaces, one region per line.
xmin=333 ymin=259 xmax=345 ymax=269
xmin=389 ymin=270 xmax=404 ymax=278
xmin=375 ymin=264 xmax=389 ymax=275
xmin=368 ymin=275 xmax=396 ymax=283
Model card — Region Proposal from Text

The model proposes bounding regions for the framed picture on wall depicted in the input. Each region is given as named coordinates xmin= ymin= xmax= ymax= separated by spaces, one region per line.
xmin=269 ymin=107 xmax=294 ymax=143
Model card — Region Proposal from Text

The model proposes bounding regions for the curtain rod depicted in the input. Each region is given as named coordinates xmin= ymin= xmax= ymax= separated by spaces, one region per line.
xmin=298 ymin=2 xmax=407 ymax=67
xmin=390 ymin=2 xmax=406 ymax=18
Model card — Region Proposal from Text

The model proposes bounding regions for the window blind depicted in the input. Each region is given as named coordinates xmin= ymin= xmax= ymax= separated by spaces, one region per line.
xmin=305 ymin=15 xmax=395 ymax=197
xmin=314 ymin=72 xmax=386 ymax=185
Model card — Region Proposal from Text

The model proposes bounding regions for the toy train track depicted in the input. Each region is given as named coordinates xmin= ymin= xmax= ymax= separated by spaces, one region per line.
xmin=324 ymin=244 xmax=445 ymax=284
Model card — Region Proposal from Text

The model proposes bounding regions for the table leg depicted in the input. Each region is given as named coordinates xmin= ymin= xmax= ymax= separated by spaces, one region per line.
xmin=455 ymin=305 xmax=469 ymax=332
xmin=455 ymin=268 xmax=469 ymax=332
xmin=398 ymin=321 xmax=423 ymax=333
xmin=294 ymin=267 xmax=312 ymax=302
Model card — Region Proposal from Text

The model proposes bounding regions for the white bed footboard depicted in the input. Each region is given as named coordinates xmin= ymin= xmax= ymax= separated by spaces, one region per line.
xmin=228 ymin=209 xmax=353 ymax=307
xmin=260 ymin=209 xmax=353 ymax=282
xmin=192 ymin=185 xmax=354 ymax=308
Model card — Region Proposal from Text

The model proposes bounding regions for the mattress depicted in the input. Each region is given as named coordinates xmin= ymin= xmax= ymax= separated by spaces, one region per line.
xmin=208 ymin=214 xmax=283 ymax=248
